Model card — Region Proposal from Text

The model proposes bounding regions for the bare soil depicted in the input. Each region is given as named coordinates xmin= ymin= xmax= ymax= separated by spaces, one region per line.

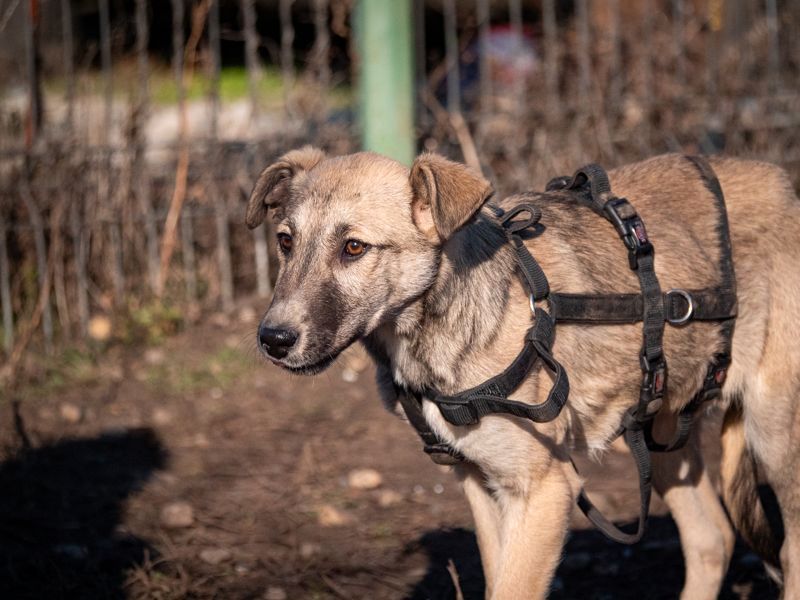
xmin=0 ymin=301 xmax=779 ymax=599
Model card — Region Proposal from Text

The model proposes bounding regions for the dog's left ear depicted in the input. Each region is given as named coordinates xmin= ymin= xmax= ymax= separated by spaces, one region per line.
xmin=409 ymin=153 xmax=492 ymax=243
xmin=246 ymin=146 xmax=327 ymax=228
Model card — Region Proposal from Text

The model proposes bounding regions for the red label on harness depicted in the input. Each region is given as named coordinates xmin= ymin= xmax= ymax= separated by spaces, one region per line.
xmin=654 ymin=368 xmax=665 ymax=395
xmin=633 ymin=221 xmax=648 ymax=245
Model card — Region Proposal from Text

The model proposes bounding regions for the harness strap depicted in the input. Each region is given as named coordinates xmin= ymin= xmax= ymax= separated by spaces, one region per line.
xmin=432 ymin=311 xmax=568 ymax=426
xmin=397 ymin=390 xmax=465 ymax=465
xmin=395 ymin=157 xmax=737 ymax=547
xmin=576 ymin=420 xmax=652 ymax=544
xmin=550 ymin=289 xmax=737 ymax=323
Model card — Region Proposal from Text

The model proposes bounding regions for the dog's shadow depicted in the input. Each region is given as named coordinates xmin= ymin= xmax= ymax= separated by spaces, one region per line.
xmin=0 ymin=427 xmax=167 ymax=599
xmin=407 ymin=518 xmax=779 ymax=599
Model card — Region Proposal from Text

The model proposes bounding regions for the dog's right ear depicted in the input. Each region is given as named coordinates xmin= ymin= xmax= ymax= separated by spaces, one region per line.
xmin=409 ymin=153 xmax=492 ymax=243
xmin=245 ymin=146 xmax=326 ymax=228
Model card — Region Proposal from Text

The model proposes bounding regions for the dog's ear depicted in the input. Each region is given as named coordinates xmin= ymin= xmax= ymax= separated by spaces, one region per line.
xmin=409 ymin=153 xmax=492 ymax=242
xmin=245 ymin=146 xmax=326 ymax=228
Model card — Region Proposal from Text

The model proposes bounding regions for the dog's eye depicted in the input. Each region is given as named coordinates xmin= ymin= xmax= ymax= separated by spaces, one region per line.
xmin=343 ymin=239 xmax=368 ymax=258
xmin=277 ymin=233 xmax=293 ymax=254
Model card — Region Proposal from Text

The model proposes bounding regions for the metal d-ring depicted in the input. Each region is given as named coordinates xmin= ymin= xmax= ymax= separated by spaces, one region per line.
xmin=666 ymin=289 xmax=694 ymax=325
xmin=529 ymin=293 xmax=536 ymax=314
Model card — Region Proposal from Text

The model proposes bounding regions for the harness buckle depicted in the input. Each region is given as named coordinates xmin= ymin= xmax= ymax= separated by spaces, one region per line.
xmin=603 ymin=198 xmax=653 ymax=269
xmin=640 ymin=353 xmax=667 ymax=407
xmin=665 ymin=289 xmax=694 ymax=325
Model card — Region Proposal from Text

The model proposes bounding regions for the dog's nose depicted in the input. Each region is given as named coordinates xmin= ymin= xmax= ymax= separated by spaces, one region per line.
xmin=258 ymin=324 xmax=298 ymax=359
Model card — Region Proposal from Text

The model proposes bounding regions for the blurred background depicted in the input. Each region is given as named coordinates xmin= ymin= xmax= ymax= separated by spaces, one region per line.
xmin=0 ymin=1 xmax=796 ymax=598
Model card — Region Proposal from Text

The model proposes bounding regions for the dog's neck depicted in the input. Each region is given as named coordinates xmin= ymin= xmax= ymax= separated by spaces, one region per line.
xmin=364 ymin=206 xmax=519 ymax=398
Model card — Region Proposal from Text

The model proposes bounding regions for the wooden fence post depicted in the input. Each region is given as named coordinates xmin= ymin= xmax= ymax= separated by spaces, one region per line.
xmin=241 ymin=0 xmax=271 ymax=299
xmin=542 ymin=0 xmax=559 ymax=124
xmin=180 ymin=206 xmax=198 ymax=303
xmin=313 ymin=0 xmax=330 ymax=117
xmin=443 ymin=0 xmax=460 ymax=116
xmin=24 ymin=0 xmax=43 ymax=147
xmin=575 ymin=0 xmax=591 ymax=120
xmin=0 ymin=214 xmax=13 ymax=354
xmin=70 ymin=200 xmax=90 ymax=337
xmin=99 ymin=0 xmax=125 ymax=302
xmin=21 ymin=178 xmax=53 ymax=345
xmin=135 ymin=0 xmax=161 ymax=295
xmin=279 ymin=0 xmax=296 ymax=117
xmin=476 ymin=0 xmax=491 ymax=128
xmin=60 ymin=0 xmax=75 ymax=131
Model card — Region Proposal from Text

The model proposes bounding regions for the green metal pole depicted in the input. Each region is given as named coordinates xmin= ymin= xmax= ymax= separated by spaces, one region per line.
xmin=356 ymin=0 xmax=415 ymax=165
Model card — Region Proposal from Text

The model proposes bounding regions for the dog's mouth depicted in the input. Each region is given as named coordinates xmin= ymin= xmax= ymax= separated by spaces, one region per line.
xmin=280 ymin=354 xmax=337 ymax=375
xmin=262 ymin=331 xmax=363 ymax=376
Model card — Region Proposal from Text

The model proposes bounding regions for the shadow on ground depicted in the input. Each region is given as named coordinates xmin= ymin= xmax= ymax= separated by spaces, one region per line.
xmin=0 ymin=428 xmax=167 ymax=600
xmin=408 ymin=517 xmax=780 ymax=600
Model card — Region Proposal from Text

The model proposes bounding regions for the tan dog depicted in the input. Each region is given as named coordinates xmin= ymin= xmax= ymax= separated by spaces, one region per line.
xmin=246 ymin=148 xmax=799 ymax=599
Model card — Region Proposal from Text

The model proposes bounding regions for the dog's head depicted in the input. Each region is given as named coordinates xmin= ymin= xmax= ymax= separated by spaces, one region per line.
xmin=246 ymin=147 xmax=492 ymax=374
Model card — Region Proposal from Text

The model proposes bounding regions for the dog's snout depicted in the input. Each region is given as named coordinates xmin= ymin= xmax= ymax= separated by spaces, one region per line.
xmin=258 ymin=324 xmax=299 ymax=359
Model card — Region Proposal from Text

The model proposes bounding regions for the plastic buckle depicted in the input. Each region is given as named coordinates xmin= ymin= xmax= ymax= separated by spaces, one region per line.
xmin=640 ymin=354 xmax=667 ymax=399
xmin=603 ymin=198 xmax=653 ymax=269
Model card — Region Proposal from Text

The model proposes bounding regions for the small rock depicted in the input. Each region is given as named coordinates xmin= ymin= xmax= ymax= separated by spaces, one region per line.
xmin=193 ymin=433 xmax=210 ymax=448
xmin=144 ymin=348 xmax=165 ymax=365
xmin=377 ymin=490 xmax=403 ymax=508
xmin=199 ymin=547 xmax=232 ymax=565
xmin=317 ymin=504 xmax=350 ymax=527
xmin=210 ymin=387 xmax=224 ymax=400
xmin=59 ymin=402 xmax=82 ymax=424
xmin=88 ymin=315 xmax=112 ymax=341
xmin=264 ymin=587 xmax=287 ymax=600
xmin=160 ymin=501 xmax=194 ymax=529
xmin=299 ymin=542 xmax=320 ymax=558
xmin=152 ymin=408 xmax=173 ymax=426
xmin=347 ymin=468 xmax=383 ymax=490
xmin=235 ymin=563 xmax=250 ymax=575
xmin=433 ymin=483 xmax=444 ymax=495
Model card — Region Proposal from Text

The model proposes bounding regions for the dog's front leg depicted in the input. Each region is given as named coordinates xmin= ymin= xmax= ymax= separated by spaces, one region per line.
xmin=490 ymin=457 xmax=578 ymax=600
xmin=651 ymin=412 xmax=734 ymax=600
xmin=456 ymin=463 xmax=503 ymax=597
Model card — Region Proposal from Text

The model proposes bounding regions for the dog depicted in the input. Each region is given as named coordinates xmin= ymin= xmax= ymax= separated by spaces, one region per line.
xmin=246 ymin=147 xmax=799 ymax=599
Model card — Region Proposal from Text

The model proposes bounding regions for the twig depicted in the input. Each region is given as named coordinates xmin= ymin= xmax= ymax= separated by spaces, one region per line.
xmin=420 ymin=88 xmax=482 ymax=175
xmin=157 ymin=0 xmax=210 ymax=297
xmin=446 ymin=559 xmax=465 ymax=600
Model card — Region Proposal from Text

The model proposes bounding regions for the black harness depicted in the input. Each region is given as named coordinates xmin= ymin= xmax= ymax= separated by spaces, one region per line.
xmin=396 ymin=155 xmax=737 ymax=544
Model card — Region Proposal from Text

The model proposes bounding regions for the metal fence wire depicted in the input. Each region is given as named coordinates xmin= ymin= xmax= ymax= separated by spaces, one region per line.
xmin=0 ymin=0 xmax=798 ymax=367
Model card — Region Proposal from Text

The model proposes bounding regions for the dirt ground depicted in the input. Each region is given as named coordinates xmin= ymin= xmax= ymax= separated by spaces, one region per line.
xmin=0 ymin=300 xmax=780 ymax=599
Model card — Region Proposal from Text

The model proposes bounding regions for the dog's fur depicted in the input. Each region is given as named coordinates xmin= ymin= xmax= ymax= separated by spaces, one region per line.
xmin=247 ymin=148 xmax=800 ymax=599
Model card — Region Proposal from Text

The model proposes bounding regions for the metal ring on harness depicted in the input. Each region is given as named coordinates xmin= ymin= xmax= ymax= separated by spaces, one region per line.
xmin=666 ymin=289 xmax=694 ymax=325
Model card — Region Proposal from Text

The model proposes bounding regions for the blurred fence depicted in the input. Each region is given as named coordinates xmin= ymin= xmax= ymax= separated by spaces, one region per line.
xmin=0 ymin=0 xmax=798 ymax=375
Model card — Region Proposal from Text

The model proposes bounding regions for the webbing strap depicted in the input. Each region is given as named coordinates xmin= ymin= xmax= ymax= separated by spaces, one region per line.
xmin=433 ymin=316 xmax=568 ymax=426
xmin=561 ymin=164 xmax=666 ymax=544
xmin=397 ymin=390 xmax=465 ymax=465
xmin=576 ymin=417 xmax=652 ymax=544
xmin=550 ymin=289 xmax=737 ymax=323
